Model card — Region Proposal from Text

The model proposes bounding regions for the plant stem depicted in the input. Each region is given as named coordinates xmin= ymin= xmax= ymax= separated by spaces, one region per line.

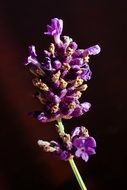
xmin=56 ymin=118 xmax=65 ymax=133
xmin=69 ymin=159 xmax=87 ymax=190
xmin=57 ymin=118 xmax=87 ymax=190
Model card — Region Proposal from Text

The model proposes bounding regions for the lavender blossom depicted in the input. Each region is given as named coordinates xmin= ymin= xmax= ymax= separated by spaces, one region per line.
xmin=25 ymin=45 xmax=41 ymax=67
xmin=44 ymin=18 xmax=63 ymax=44
xmin=38 ymin=126 xmax=96 ymax=162
xmin=25 ymin=18 xmax=100 ymax=123
xmin=25 ymin=18 xmax=100 ymax=190
xmin=73 ymin=136 xmax=96 ymax=161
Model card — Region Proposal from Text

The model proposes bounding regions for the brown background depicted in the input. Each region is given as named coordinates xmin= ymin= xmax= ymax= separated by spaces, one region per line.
xmin=0 ymin=0 xmax=127 ymax=189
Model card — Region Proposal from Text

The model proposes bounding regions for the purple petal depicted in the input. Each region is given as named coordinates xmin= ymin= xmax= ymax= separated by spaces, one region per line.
xmin=47 ymin=92 xmax=60 ymax=104
xmin=83 ymin=45 xmax=101 ymax=56
xmin=71 ymin=65 xmax=81 ymax=71
xmin=69 ymin=42 xmax=78 ymax=51
xmin=72 ymin=49 xmax=84 ymax=58
xmin=53 ymin=95 xmax=61 ymax=104
xmin=60 ymin=150 xmax=70 ymax=160
xmin=25 ymin=56 xmax=41 ymax=67
xmin=80 ymin=69 xmax=92 ymax=81
xmin=71 ymin=127 xmax=81 ymax=138
xmin=60 ymin=105 xmax=74 ymax=116
xmin=29 ymin=45 xmax=37 ymax=57
xmin=73 ymin=137 xmax=84 ymax=148
xmin=70 ymin=58 xmax=83 ymax=66
xmin=88 ymin=45 xmax=101 ymax=55
xmin=81 ymin=152 xmax=89 ymax=162
xmin=66 ymin=87 xmax=75 ymax=95
xmin=59 ymin=89 xmax=67 ymax=98
xmin=52 ymin=18 xmax=63 ymax=35
xmin=64 ymin=96 xmax=76 ymax=102
xmin=79 ymin=63 xmax=92 ymax=81
xmin=44 ymin=18 xmax=63 ymax=36
xmin=52 ymin=60 xmax=62 ymax=69
xmin=86 ymin=147 xmax=96 ymax=155
xmin=70 ymin=103 xmax=90 ymax=117
xmin=75 ymin=149 xmax=82 ymax=158
xmin=44 ymin=18 xmax=63 ymax=45
xmin=44 ymin=25 xmax=54 ymax=35
xmin=25 ymin=45 xmax=41 ymax=66
xmin=85 ymin=137 xmax=96 ymax=148
xmin=37 ymin=112 xmax=48 ymax=122
xmin=43 ymin=57 xmax=53 ymax=70
xmin=81 ymin=102 xmax=91 ymax=112
xmin=70 ymin=106 xmax=83 ymax=117
xmin=44 ymin=50 xmax=51 ymax=57
xmin=37 ymin=112 xmax=61 ymax=122
xmin=53 ymin=80 xmax=60 ymax=88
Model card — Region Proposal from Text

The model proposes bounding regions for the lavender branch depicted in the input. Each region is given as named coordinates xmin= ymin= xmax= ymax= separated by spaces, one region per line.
xmin=57 ymin=118 xmax=87 ymax=190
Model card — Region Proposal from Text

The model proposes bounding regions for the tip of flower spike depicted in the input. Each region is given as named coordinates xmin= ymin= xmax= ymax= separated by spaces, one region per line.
xmin=44 ymin=18 xmax=63 ymax=36
xmin=25 ymin=18 xmax=101 ymax=124
xmin=44 ymin=18 xmax=63 ymax=44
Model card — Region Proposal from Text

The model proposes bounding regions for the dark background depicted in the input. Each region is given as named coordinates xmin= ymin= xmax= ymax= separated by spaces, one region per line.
xmin=0 ymin=0 xmax=127 ymax=189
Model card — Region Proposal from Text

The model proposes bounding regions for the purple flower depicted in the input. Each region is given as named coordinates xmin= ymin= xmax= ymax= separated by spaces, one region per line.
xmin=25 ymin=45 xmax=41 ymax=67
xmin=59 ymin=150 xmax=71 ymax=161
xmin=73 ymin=45 xmax=101 ymax=58
xmin=71 ymin=126 xmax=96 ymax=162
xmin=44 ymin=18 xmax=63 ymax=44
xmin=25 ymin=18 xmax=101 ymax=123
xmin=73 ymin=136 xmax=96 ymax=161
xmin=38 ymin=126 xmax=96 ymax=161
xmin=71 ymin=126 xmax=89 ymax=139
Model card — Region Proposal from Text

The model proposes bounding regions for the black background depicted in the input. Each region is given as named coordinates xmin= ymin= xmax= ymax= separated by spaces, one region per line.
xmin=0 ymin=0 xmax=127 ymax=189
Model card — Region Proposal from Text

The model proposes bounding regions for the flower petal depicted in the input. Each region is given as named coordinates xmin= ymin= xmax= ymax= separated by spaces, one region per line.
xmin=86 ymin=147 xmax=96 ymax=155
xmin=29 ymin=45 xmax=37 ymax=57
xmin=81 ymin=152 xmax=89 ymax=162
xmin=75 ymin=149 xmax=82 ymax=158
xmin=44 ymin=18 xmax=63 ymax=36
xmin=73 ymin=137 xmax=84 ymax=148
xmin=81 ymin=102 xmax=91 ymax=112
xmin=85 ymin=137 xmax=96 ymax=148
xmin=71 ymin=127 xmax=81 ymax=138
xmin=83 ymin=45 xmax=101 ymax=56
xmin=60 ymin=150 xmax=70 ymax=160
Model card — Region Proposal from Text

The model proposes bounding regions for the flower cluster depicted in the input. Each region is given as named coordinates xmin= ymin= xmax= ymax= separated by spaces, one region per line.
xmin=38 ymin=126 xmax=96 ymax=161
xmin=25 ymin=18 xmax=100 ymax=123
xmin=25 ymin=18 xmax=100 ymax=164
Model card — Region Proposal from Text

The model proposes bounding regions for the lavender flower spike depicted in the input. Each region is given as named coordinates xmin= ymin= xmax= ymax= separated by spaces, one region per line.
xmin=44 ymin=18 xmax=63 ymax=44
xmin=25 ymin=18 xmax=100 ymax=123
xmin=24 ymin=17 xmax=101 ymax=190
xmin=38 ymin=126 xmax=96 ymax=162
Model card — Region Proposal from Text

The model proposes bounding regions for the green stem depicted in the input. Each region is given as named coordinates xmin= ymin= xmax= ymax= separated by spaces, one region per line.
xmin=69 ymin=159 xmax=87 ymax=190
xmin=57 ymin=118 xmax=87 ymax=190
xmin=56 ymin=118 xmax=65 ymax=133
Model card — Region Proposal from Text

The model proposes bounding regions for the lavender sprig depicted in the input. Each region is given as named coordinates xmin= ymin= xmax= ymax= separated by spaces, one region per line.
xmin=24 ymin=18 xmax=100 ymax=190
xmin=38 ymin=123 xmax=96 ymax=162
